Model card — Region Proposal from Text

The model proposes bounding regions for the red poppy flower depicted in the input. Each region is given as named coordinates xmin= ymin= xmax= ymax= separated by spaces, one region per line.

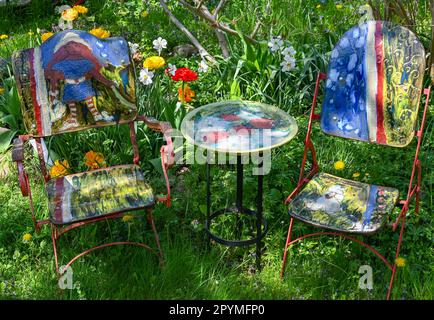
xmin=171 ymin=67 xmax=198 ymax=82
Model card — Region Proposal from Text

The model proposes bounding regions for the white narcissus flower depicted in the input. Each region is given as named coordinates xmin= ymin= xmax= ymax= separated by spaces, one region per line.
xmin=175 ymin=101 xmax=182 ymax=112
xmin=152 ymin=37 xmax=167 ymax=55
xmin=166 ymin=63 xmax=177 ymax=76
xmin=280 ymin=55 xmax=296 ymax=72
xmin=281 ymin=46 xmax=296 ymax=57
xmin=198 ymin=60 xmax=209 ymax=73
xmin=268 ymin=36 xmax=283 ymax=52
xmin=139 ymin=68 xmax=154 ymax=86
xmin=128 ymin=42 xmax=139 ymax=55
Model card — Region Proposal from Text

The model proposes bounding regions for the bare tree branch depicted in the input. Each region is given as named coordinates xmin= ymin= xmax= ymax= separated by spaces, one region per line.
xmin=212 ymin=0 xmax=227 ymax=18
xmin=159 ymin=0 xmax=216 ymax=63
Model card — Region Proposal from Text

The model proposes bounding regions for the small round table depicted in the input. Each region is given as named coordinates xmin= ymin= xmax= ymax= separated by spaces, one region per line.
xmin=181 ymin=100 xmax=298 ymax=270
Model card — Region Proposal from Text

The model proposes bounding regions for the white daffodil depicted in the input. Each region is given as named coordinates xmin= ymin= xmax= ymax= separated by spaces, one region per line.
xmin=280 ymin=55 xmax=296 ymax=72
xmin=198 ymin=60 xmax=209 ymax=73
xmin=282 ymin=45 xmax=296 ymax=57
xmin=175 ymin=101 xmax=182 ymax=112
xmin=153 ymin=37 xmax=167 ymax=55
xmin=128 ymin=42 xmax=139 ymax=55
xmin=268 ymin=36 xmax=283 ymax=52
xmin=166 ymin=63 xmax=177 ymax=76
xmin=139 ymin=68 xmax=154 ymax=86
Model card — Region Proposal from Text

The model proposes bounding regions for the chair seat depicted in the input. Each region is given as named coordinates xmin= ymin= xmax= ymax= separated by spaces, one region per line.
xmin=46 ymin=165 xmax=155 ymax=225
xmin=288 ymin=173 xmax=399 ymax=234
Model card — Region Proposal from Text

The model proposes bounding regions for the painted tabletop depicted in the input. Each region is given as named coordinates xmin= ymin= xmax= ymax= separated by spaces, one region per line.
xmin=180 ymin=100 xmax=298 ymax=154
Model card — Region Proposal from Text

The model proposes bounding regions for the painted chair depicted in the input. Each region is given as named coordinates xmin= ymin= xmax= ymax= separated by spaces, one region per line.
xmin=11 ymin=30 xmax=174 ymax=273
xmin=280 ymin=21 xmax=430 ymax=299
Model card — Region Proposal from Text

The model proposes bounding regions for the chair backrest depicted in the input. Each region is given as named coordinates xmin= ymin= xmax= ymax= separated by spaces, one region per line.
xmin=12 ymin=30 xmax=137 ymax=137
xmin=321 ymin=21 xmax=425 ymax=147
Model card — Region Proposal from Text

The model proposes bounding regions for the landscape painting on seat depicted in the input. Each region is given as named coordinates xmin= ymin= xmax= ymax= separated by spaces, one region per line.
xmin=12 ymin=30 xmax=137 ymax=137
xmin=321 ymin=21 xmax=425 ymax=147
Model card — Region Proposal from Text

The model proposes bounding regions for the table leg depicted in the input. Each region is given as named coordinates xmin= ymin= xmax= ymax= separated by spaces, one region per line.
xmin=236 ymin=155 xmax=243 ymax=239
xmin=256 ymin=151 xmax=263 ymax=271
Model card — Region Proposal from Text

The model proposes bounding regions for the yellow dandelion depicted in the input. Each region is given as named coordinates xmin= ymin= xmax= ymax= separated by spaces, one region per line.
xmin=41 ymin=32 xmax=54 ymax=42
xmin=122 ymin=214 xmax=134 ymax=223
xmin=73 ymin=5 xmax=88 ymax=14
xmin=141 ymin=10 xmax=149 ymax=18
xmin=89 ymin=27 xmax=111 ymax=39
xmin=352 ymin=172 xmax=360 ymax=178
xmin=143 ymin=56 xmax=166 ymax=70
xmin=0 ymin=34 xmax=8 ymax=40
xmin=23 ymin=233 xmax=32 ymax=242
xmin=61 ymin=8 xmax=79 ymax=21
xmin=316 ymin=4 xmax=321 ymax=9
xmin=334 ymin=160 xmax=345 ymax=170
xmin=336 ymin=4 xmax=343 ymax=9
xmin=395 ymin=257 xmax=406 ymax=267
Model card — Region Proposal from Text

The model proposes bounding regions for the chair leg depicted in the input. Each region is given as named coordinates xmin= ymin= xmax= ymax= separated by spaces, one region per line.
xmin=386 ymin=216 xmax=407 ymax=300
xmin=280 ymin=217 xmax=295 ymax=279
xmin=147 ymin=208 xmax=164 ymax=266
xmin=51 ymin=225 xmax=60 ymax=274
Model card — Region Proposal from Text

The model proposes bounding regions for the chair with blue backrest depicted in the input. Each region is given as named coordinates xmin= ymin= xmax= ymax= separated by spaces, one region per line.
xmin=11 ymin=30 xmax=174 ymax=274
xmin=280 ymin=21 xmax=430 ymax=299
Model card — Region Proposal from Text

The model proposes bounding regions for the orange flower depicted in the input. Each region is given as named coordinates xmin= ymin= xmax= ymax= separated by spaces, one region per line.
xmin=178 ymin=84 xmax=195 ymax=103
xmin=85 ymin=151 xmax=106 ymax=170
xmin=61 ymin=8 xmax=78 ymax=21
xmin=89 ymin=28 xmax=110 ymax=39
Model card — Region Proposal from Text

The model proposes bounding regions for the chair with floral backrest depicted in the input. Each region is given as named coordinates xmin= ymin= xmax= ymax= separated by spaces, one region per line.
xmin=11 ymin=29 xmax=174 ymax=274
xmin=280 ymin=21 xmax=430 ymax=299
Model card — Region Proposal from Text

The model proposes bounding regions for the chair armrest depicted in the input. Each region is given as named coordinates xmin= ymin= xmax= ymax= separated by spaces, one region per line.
xmin=136 ymin=115 xmax=174 ymax=207
xmin=11 ymin=137 xmax=30 ymax=197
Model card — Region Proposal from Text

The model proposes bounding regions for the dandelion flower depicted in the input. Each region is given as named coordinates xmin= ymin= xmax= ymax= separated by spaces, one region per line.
xmin=89 ymin=28 xmax=110 ymax=39
xmin=73 ymin=5 xmax=88 ymax=14
xmin=395 ymin=257 xmax=406 ymax=267
xmin=316 ymin=4 xmax=321 ymax=9
xmin=50 ymin=160 xmax=70 ymax=178
xmin=334 ymin=160 xmax=345 ymax=170
xmin=198 ymin=60 xmax=209 ymax=73
xmin=0 ymin=34 xmax=8 ymax=40
xmin=84 ymin=151 xmax=106 ymax=170
xmin=143 ymin=56 xmax=166 ymax=70
xmin=152 ymin=37 xmax=167 ymax=55
xmin=41 ymin=32 xmax=54 ymax=42
xmin=352 ymin=172 xmax=360 ymax=178
xmin=61 ymin=8 xmax=79 ymax=21
xmin=268 ymin=36 xmax=283 ymax=52
xmin=122 ymin=214 xmax=134 ymax=223
xmin=139 ymin=68 xmax=154 ymax=86
xmin=141 ymin=10 xmax=149 ymax=18
xmin=22 ymin=233 xmax=32 ymax=242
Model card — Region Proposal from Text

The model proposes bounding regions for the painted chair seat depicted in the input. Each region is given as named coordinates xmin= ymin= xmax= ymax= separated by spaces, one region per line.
xmin=288 ymin=173 xmax=399 ymax=234
xmin=46 ymin=165 xmax=155 ymax=225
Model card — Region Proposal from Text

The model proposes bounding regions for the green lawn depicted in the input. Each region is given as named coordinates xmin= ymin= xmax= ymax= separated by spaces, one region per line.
xmin=0 ymin=0 xmax=433 ymax=300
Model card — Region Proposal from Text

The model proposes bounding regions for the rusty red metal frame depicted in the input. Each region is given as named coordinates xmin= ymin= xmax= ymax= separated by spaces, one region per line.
xmin=12 ymin=115 xmax=174 ymax=274
xmin=280 ymin=72 xmax=431 ymax=300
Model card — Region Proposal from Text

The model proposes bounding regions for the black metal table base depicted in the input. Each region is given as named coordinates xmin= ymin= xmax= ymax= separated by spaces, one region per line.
xmin=205 ymin=153 xmax=266 ymax=270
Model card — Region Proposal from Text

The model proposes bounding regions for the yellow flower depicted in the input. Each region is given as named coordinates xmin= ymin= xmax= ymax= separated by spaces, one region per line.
xmin=50 ymin=160 xmax=70 ymax=178
xmin=41 ymin=32 xmax=54 ymax=42
xmin=365 ymin=173 xmax=370 ymax=176
xmin=352 ymin=172 xmax=360 ymax=178
xmin=84 ymin=151 xmax=106 ymax=170
xmin=141 ymin=10 xmax=149 ymax=18
xmin=316 ymin=4 xmax=321 ymax=9
xmin=0 ymin=87 xmax=5 ymax=95
xmin=143 ymin=56 xmax=166 ymax=70
xmin=73 ymin=5 xmax=88 ymax=14
xmin=334 ymin=160 xmax=345 ymax=170
xmin=22 ymin=233 xmax=32 ymax=242
xmin=61 ymin=8 xmax=79 ymax=21
xmin=395 ymin=257 xmax=406 ymax=267
xmin=0 ymin=34 xmax=8 ymax=40
xmin=336 ymin=4 xmax=343 ymax=9
xmin=89 ymin=27 xmax=111 ymax=39
xmin=122 ymin=214 xmax=134 ymax=222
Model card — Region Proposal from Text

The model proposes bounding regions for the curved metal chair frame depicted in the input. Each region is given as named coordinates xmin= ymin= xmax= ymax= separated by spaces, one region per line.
xmin=280 ymin=72 xmax=431 ymax=300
